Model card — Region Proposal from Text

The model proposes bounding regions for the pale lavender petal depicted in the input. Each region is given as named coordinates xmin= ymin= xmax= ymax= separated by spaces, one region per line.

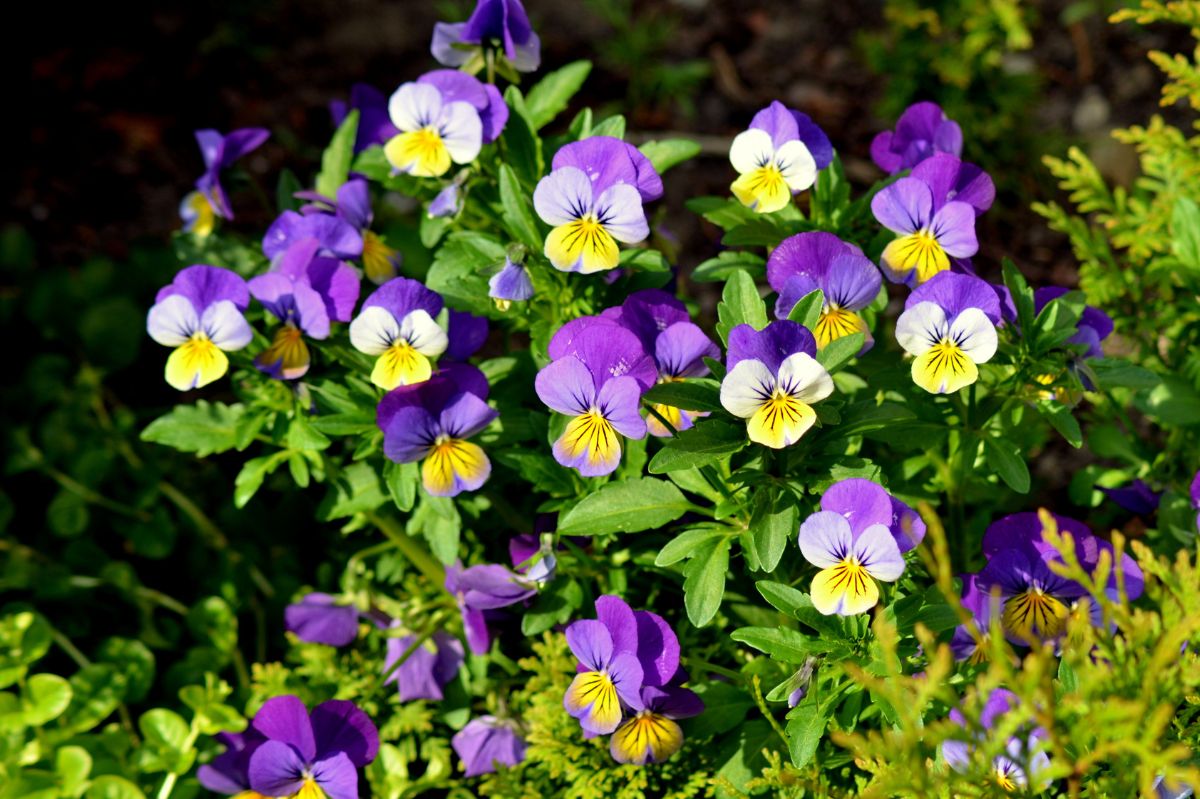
xmin=852 ymin=524 xmax=905 ymax=581
xmin=285 ymin=594 xmax=359 ymax=647
xmin=452 ymin=717 xmax=526 ymax=777
xmin=565 ymin=619 xmax=614 ymax=671
xmin=749 ymin=101 xmax=799 ymax=150
xmin=594 ymin=183 xmax=648 ymax=244
xmin=595 ymin=595 xmax=639 ymax=655
xmin=431 ymin=21 xmax=471 ymax=67
xmin=819 ymin=478 xmax=894 ymax=536
xmin=310 ymin=752 xmax=358 ymax=799
xmin=798 ymin=511 xmax=855 ymax=568
xmin=928 ymin=201 xmax=978 ymax=259
xmin=765 ymin=231 xmax=852 ymax=294
xmin=569 ymin=324 xmax=658 ymax=391
xmin=533 ymin=166 xmax=594 ymax=226
xmin=535 ymin=356 xmax=597 ymax=416
xmin=264 ymin=211 xmax=363 ymax=261
xmin=457 ymin=564 xmax=536 ymax=609
xmin=595 ymin=375 xmax=647 ymax=439
xmin=439 ymin=391 xmax=498 ymax=439
xmin=655 ymin=322 xmax=719 ymax=378
xmin=824 ymin=253 xmax=882 ymax=311
xmin=334 ymin=178 xmax=373 ymax=231
xmin=247 ymin=740 xmax=307 ymax=797
xmin=912 ymin=154 xmax=994 ymax=215
xmin=551 ymin=137 xmax=661 ymax=201
xmin=871 ymin=176 xmax=933 ymax=235
xmin=607 ymin=651 xmax=646 ymax=710
xmin=489 ymin=258 xmax=534 ymax=301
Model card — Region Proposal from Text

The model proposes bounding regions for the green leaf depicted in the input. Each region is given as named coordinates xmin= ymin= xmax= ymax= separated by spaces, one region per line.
xmin=619 ymin=247 xmax=671 ymax=272
xmin=686 ymin=196 xmax=756 ymax=231
xmin=188 ymin=597 xmax=237 ymax=653
xmin=683 ymin=536 xmax=730 ymax=627
xmin=56 ymin=745 xmax=92 ymax=798
xmin=1036 ymin=401 xmax=1083 ymax=448
xmin=233 ymin=452 xmax=288 ymax=509
xmin=787 ymin=289 xmax=824 ymax=330
xmin=501 ymin=86 xmax=542 ymax=184
xmin=62 ymin=664 xmax=127 ymax=734
xmin=521 ymin=578 xmax=583 ymax=636
xmin=716 ymin=269 xmax=768 ymax=345
xmin=1087 ymin=357 xmax=1161 ymax=390
xmin=648 ymin=420 xmax=746 ymax=473
xmin=1002 ymin=258 xmax=1036 ymax=339
xmin=427 ymin=231 xmax=507 ymax=315
xmin=409 ymin=496 xmax=461 ymax=565
xmin=524 ymin=60 xmax=591 ymax=129
xmin=384 ymin=461 xmax=419 ymax=513
xmin=731 ymin=626 xmax=840 ymax=662
xmin=276 ymin=168 xmax=302 ymax=213
xmin=749 ymin=495 xmax=797 ymax=572
xmin=1171 ymin=197 xmax=1200 ymax=270
xmin=638 ymin=138 xmax=701 ymax=174
xmin=692 ymin=250 xmax=766 ymax=282
xmin=86 ymin=776 xmax=147 ymax=799
xmin=786 ymin=697 xmax=830 ymax=768
xmin=498 ymin=163 xmax=543 ymax=250
xmin=47 ymin=490 xmax=89 ymax=538
xmin=1141 ymin=375 xmax=1200 ymax=426
xmin=96 ymin=638 xmax=155 ymax=703
xmin=831 ymin=401 xmax=917 ymax=438
xmin=139 ymin=708 xmax=191 ymax=767
xmin=817 ymin=333 xmax=864 ymax=373
xmin=984 ymin=437 xmax=1031 ymax=493
xmin=640 ymin=379 xmax=723 ymax=412
xmin=287 ymin=415 xmax=331 ymax=451
xmin=21 ymin=673 xmax=71 ymax=725
xmin=655 ymin=527 xmax=729 ymax=567
xmin=315 ymin=110 xmax=359 ymax=198
xmin=557 ymin=478 xmax=691 ymax=535
xmin=0 ymin=611 xmax=52 ymax=688
xmin=319 ymin=461 xmax=388 ymax=519
xmin=309 ymin=411 xmax=377 ymax=436
xmin=590 ymin=114 xmax=626 ymax=139
xmin=754 ymin=582 xmax=843 ymax=637
xmin=141 ymin=401 xmax=246 ymax=457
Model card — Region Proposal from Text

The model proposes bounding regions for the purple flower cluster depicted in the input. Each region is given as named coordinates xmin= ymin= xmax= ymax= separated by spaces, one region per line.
xmin=179 ymin=128 xmax=270 ymax=236
xmin=564 ymin=596 xmax=703 ymax=765
xmin=940 ymin=688 xmax=1051 ymax=791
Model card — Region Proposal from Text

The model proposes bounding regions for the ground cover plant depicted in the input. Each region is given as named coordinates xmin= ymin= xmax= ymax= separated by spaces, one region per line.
xmin=3 ymin=1 xmax=1200 ymax=797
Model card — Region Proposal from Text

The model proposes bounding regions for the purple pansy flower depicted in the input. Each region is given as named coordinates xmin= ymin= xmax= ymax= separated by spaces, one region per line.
xmin=729 ymin=101 xmax=829 ymax=214
xmin=819 ymin=478 xmax=926 ymax=554
xmin=180 ymin=127 xmax=270 ymax=236
xmin=1100 ymin=479 xmax=1161 ymax=515
xmin=285 ymin=593 xmax=361 ymax=647
xmin=289 ymin=177 xmax=402 ymax=285
xmin=1192 ymin=470 xmax=1200 ymax=531
xmin=913 ymin=154 xmax=995 ymax=216
xmin=533 ymin=137 xmax=660 ymax=274
xmin=197 ymin=729 xmax=266 ymax=796
xmin=250 ymin=238 xmax=361 ymax=380
xmin=428 ymin=174 xmax=467 ymax=219
xmin=247 ymin=696 xmax=379 ymax=799
xmin=263 ymin=211 xmax=363 ymax=265
xmin=331 ymin=83 xmax=400 ymax=153
xmin=602 ymin=290 xmax=720 ymax=436
xmin=798 ymin=503 xmax=906 ymax=616
xmin=719 ymin=321 xmax=834 ymax=449
xmin=378 ymin=369 xmax=498 ymax=497
xmin=535 ymin=320 xmax=655 ymax=476
xmin=385 ymin=630 xmax=464 ymax=702
xmin=949 ymin=573 xmax=1000 ymax=664
xmin=384 ymin=71 xmax=505 ymax=177
xmin=871 ymin=156 xmax=980 ymax=286
xmin=349 ymin=277 xmax=449 ymax=390
xmin=432 ymin=0 xmax=541 ymax=73
xmin=563 ymin=600 xmax=650 ymax=735
xmin=767 ymin=231 xmax=883 ymax=351
xmin=1034 ymin=288 xmax=1114 ymax=390
xmin=445 ymin=561 xmax=541 ymax=655
xmin=452 ymin=716 xmax=528 ymax=777
xmin=147 ymin=265 xmax=253 ymax=391
xmin=489 ymin=256 xmax=535 ymax=309
xmin=609 ymin=684 xmax=703 ymax=765
xmin=870 ymin=101 xmax=962 ymax=174
xmin=445 ymin=310 xmax=489 ymax=362
xmin=895 ymin=272 xmax=1000 ymax=394
xmin=508 ymin=533 xmax=558 ymax=586
xmin=941 ymin=688 xmax=1050 ymax=792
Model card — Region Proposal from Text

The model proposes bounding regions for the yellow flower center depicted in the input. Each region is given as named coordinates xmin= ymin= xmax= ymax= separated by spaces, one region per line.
xmin=361 ymin=230 xmax=399 ymax=284
xmin=814 ymin=305 xmax=864 ymax=348
xmin=731 ymin=164 xmax=790 ymax=213
xmin=1002 ymin=587 xmax=1069 ymax=640
xmin=883 ymin=228 xmax=949 ymax=283
xmin=384 ymin=126 xmax=451 ymax=177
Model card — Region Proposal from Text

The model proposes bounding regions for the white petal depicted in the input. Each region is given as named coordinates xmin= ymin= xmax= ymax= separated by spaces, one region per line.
xmin=147 ymin=295 xmax=199 ymax=347
xmin=949 ymin=308 xmax=998 ymax=364
xmin=388 ymin=82 xmax=443 ymax=131
xmin=895 ymin=301 xmax=947 ymax=356
xmin=774 ymin=140 xmax=818 ymax=191
xmin=200 ymin=300 xmax=252 ymax=351
xmin=778 ymin=352 xmax=833 ymax=404
xmin=729 ymin=128 xmax=775 ymax=175
xmin=399 ymin=309 xmax=449 ymax=357
xmin=533 ymin=167 xmax=594 ymax=227
xmin=350 ymin=306 xmax=401 ymax=355
xmin=595 ymin=183 xmax=648 ymax=243
xmin=720 ymin=359 xmax=776 ymax=419
xmin=438 ymin=101 xmax=483 ymax=164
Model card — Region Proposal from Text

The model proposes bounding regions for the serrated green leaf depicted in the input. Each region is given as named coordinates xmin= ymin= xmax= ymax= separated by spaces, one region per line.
xmin=648 ymin=420 xmax=746 ymax=473
xmin=141 ymin=401 xmax=246 ymax=457
xmin=641 ymin=379 xmax=723 ymax=412
xmin=683 ymin=536 xmax=730 ymax=626
xmin=716 ymin=269 xmax=768 ymax=345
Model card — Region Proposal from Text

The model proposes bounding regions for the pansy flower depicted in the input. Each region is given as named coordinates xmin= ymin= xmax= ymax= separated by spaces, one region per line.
xmin=331 ymin=83 xmax=400 ymax=153
xmin=444 ymin=561 xmax=540 ymax=655
xmin=349 ymin=277 xmax=448 ymax=389
xmin=1192 ymin=470 xmax=1200 ymax=531
xmin=262 ymin=210 xmax=363 ymax=265
xmin=602 ymin=289 xmax=721 ymax=436
xmin=147 ymin=265 xmax=253 ymax=391
xmin=378 ymin=369 xmax=498 ymax=497
xmin=535 ymin=320 xmax=656 ymax=476
xmin=1033 ymin=286 xmax=1113 ymax=387
xmin=533 ymin=137 xmax=661 ymax=274
xmin=489 ymin=256 xmax=535 ymax=309
xmin=798 ymin=499 xmax=907 ymax=617
xmin=384 ymin=71 xmax=506 ymax=177
xmin=432 ymin=0 xmax=541 ymax=73
xmin=287 ymin=177 xmax=402 ymax=285
xmin=871 ymin=156 xmax=982 ymax=286
xmin=1100 ymin=479 xmax=1160 ymax=516
xmin=444 ymin=310 xmax=489 ymax=363
xmin=284 ymin=593 xmax=361 ymax=647
xmin=197 ymin=729 xmax=266 ymax=798
xmin=250 ymin=238 xmax=361 ymax=380
xmin=247 ymin=695 xmax=379 ymax=799
xmin=767 ymin=231 xmax=883 ymax=351
xmin=610 ymin=684 xmax=703 ymax=765
xmin=719 ymin=320 xmax=834 ymax=449
xmin=428 ymin=173 xmax=467 ymax=219
xmin=870 ymin=101 xmax=962 ymax=174
xmin=949 ymin=573 xmax=1002 ymax=664
xmin=452 ymin=716 xmax=527 ymax=777
xmin=729 ymin=101 xmax=831 ymax=214
xmin=895 ymin=272 xmax=1001 ymax=394
xmin=180 ymin=127 xmax=270 ymax=236
xmin=385 ymin=630 xmax=464 ymax=702
xmin=941 ymin=688 xmax=1051 ymax=792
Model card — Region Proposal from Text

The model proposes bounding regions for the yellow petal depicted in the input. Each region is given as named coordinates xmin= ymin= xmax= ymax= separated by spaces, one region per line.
xmin=544 ymin=216 xmax=620 ymax=273
xmin=182 ymin=192 xmax=216 ymax=237
xmin=911 ymin=342 xmax=978 ymax=394
xmin=1002 ymin=589 xmax=1069 ymax=640
xmin=565 ymin=671 xmax=623 ymax=733
xmin=881 ymin=231 xmax=949 ymax=284
xmin=611 ymin=712 xmax=684 ymax=764
xmin=255 ymin=325 xmax=311 ymax=380
xmin=165 ymin=335 xmax=229 ymax=391
xmin=421 ymin=439 xmax=489 ymax=496
xmin=810 ymin=560 xmax=880 ymax=616
xmin=384 ymin=128 xmax=452 ymax=178
xmin=814 ymin=307 xmax=867 ymax=349
xmin=371 ymin=342 xmax=432 ymax=390
xmin=731 ymin=166 xmax=790 ymax=213
xmin=554 ymin=410 xmax=622 ymax=472
xmin=362 ymin=230 xmax=399 ymax=284
xmin=746 ymin=394 xmax=815 ymax=449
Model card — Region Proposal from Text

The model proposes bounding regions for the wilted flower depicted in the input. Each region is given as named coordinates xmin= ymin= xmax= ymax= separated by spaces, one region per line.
xmin=784 ymin=657 xmax=818 ymax=708
xmin=284 ymin=593 xmax=361 ymax=647
xmin=197 ymin=729 xmax=265 ymax=796
xmin=941 ymin=688 xmax=1051 ymax=792
xmin=384 ymin=71 xmax=507 ymax=177
xmin=870 ymin=101 xmax=962 ymax=174
xmin=610 ymin=685 xmax=703 ymax=765
xmin=798 ymin=497 xmax=906 ymax=616
xmin=895 ymin=272 xmax=1001 ymax=394
xmin=378 ymin=369 xmax=497 ymax=497
xmin=384 ymin=631 xmax=464 ymax=702
xmin=250 ymin=238 xmax=361 ymax=380
xmin=729 ymin=101 xmax=831 ymax=214
xmin=535 ymin=320 xmax=656 ymax=475
xmin=246 ymin=696 xmax=378 ymax=799
xmin=767 ymin=231 xmax=882 ymax=351
xmin=349 ymin=277 xmax=448 ymax=389
xmin=452 ymin=715 xmax=527 ymax=777
xmin=432 ymin=0 xmax=541 ymax=73
xmin=871 ymin=157 xmax=982 ymax=286
xmin=533 ymin=137 xmax=661 ymax=273
xmin=488 ymin=256 xmax=535 ymax=309
xmin=180 ymin=127 xmax=270 ymax=236
xmin=719 ymin=320 xmax=834 ymax=449
xmin=146 ymin=265 xmax=253 ymax=391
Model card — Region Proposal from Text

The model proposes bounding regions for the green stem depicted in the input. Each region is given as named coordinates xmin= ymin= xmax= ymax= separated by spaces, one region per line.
xmin=367 ymin=512 xmax=446 ymax=587
xmin=49 ymin=624 xmax=139 ymax=743
xmin=750 ymin=674 xmax=790 ymax=749
xmin=155 ymin=722 xmax=201 ymax=799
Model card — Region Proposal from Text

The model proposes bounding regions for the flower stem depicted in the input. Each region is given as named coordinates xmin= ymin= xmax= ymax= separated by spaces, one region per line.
xmin=367 ymin=511 xmax=446 ymax=587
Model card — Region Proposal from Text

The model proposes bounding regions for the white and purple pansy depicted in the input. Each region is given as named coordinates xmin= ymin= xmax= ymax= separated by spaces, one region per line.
xmin=349 ymin=277 xmax=449 ymax=390
xmin=894 ymin=272 xmax=1001 ymax=394
xmin=147 ymin=265 xmax=253 ymax=391
xmin=384 ymin=70 xmax=506 ymax=178
xmin=432 ymin=0 xmax=541 ymax=73
xmin=729 ymin=101 xmax=831 ymax=214
xmin=533 ymin=136 xmax=662 ymax=274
